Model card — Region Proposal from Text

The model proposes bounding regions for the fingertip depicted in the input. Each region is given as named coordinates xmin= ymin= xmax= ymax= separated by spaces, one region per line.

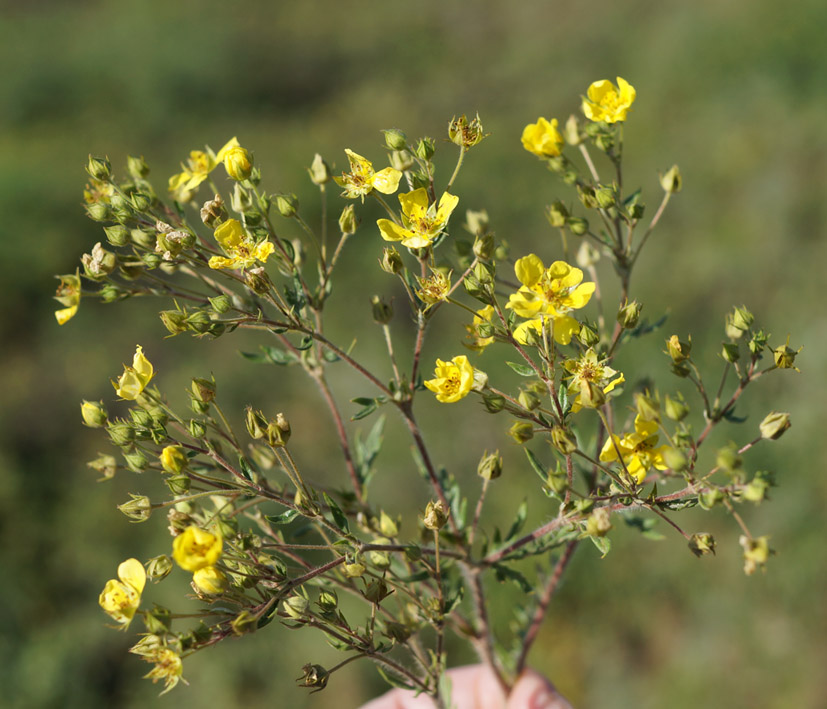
xmin=506 ymin=669 xmax=573 ymax=709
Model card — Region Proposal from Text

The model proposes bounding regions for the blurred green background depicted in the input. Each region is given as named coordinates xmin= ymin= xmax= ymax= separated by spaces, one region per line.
xmin=2 ymin=0 xmax=825 ymax=707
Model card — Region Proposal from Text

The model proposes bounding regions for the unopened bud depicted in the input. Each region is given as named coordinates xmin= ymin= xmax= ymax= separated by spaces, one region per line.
xmin=382 ymin=128 xmax=407 ymax=151
xmin=688 ymin=533 xmax=715 ymax=557
xmin=81 ymin=400 xmax=108 ymax=428
xmin=473 ymin=233 xmax=495 ymax=260
xmin=339 ymin=204 xmax=359 ymax=235
xmin=666 ymin=334 xmax=691 ymax=363
xmin=722 ymin=342 xmax=741 ymax=363
xmin=507 ymin=421 xmax=534 ymax=444
xmin=465 ymin=209 xmax=489 ymax=236
xmin=660 ymin=165 xmax=682 ymax=193
xmin=123 ymin=447 xmax=149 ymax=472
xmin=423 ymin=500 xmax=449 ymax=530
xmin=595 ymin=186 xmax=615 ymax=209
xmin=585 ymin=507 xmax=612 ymax=537
xmin=224 ymin=146 xmax=253 ymax=181
xmin=166 ymin=474 xmax=191 ymax=495
xmin=617 ymin=300 xmax=642 ymax=329
xmin=282 ymin=595 xmax=309 ymax=619
xmin=550 ymin=426 xmax=577 ymax=455
xmin=126 ymin=155 xmax=149 ymax=179
xmin=159 ymin=309 xmax=187 ymax=335
xmin=664 ymin=394 xmax=689 ymax=421
xmin=731 ymin=305 xmax=754 ymax=332
xmin=759 ymin=412 xmax=791 ymax=440
xmin=635 ymin=393 xmax=660 ymax=422
xmin=266 ymin=413 xmax=291 ymax=448
xmin=245 ymin=407 xmax=267 ymax=439
xmin=275 ymin=193 xmax=299 ymax=218
xmin=118 ymin=493 xmax=151 ymax=522
xmin=297 ymin=663 xmax=329 ymax=691
xmin=698 ymin=487 xmax=724 ymax=510
xmin=145 ymin=555 xmax=173 ymax=582
xmin=307 ymin=153 xmax=331 ymax=185
xmin=518 ymin=389 xmax=541 ymax=411
xmin=568 ymin=217 xmax=589 ymax=235
xmin=160 ymin=445 xmax=188 ymax=474
xmin=85 ymin=202 xmax=110 ymax=222
xmin=193 ymin=566 xmax=229 ymax=595
xmin=87 ymin=155 xmax=111 ymax=181
xmin=482 ymin=392 xmax=505 ymax=413
xmin=576 ymin=323 xmax=599 ymax=348
xmin=564 ymin=114 xmax=582 ymax=145
xmin=577 ymin=185 xmax=598 ymax=209
xmin=87 ymin=453 xmax=117 ymax=480
xmin=414 ymin=137 xmax=435 ymax=161
xmin=545 ymin=201 xmax=569 ymax=228
xmin=192 ymin=377 xmax=216 ymax=403
xmin=662 ymin=447 xmax=688 ymax=472
xmin=343 ymin=557 xmax=366 ymax=578
xmin=477 ymin=450 xmax=503 ymax=480
xmin=107 ymin=421 xmax=135 ymax=447
xmin=370 ymin=295 xmax=393 ymax=324
xmin=380 ymin=246 xmax=403 ymax=274
xmin=389 ymin=149 xmax=414 ymax=171
xmin=104 ymin=224 xmax=130 ymax=247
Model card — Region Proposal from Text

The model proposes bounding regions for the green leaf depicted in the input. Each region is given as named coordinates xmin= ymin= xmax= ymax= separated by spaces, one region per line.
xmin=239 ymin=350 xmax=268 ymax=363
xmin=351 ymin=400 xmax=378 ymax=421
xmin=295 ymin=335 xmax=314 ymax=351
xmin=504 ymin=500 xmax=528 ymax=542
xmin=376 ymin=665 xmax=417 ymax=692
xmin=506 ymin=361 xmax=535 ymax=377
xmin=589 ymin=535 xmax=611 ymax=558
xmin=238 ymin=456 xmax=256 ymax=481
xmin=322 ymin=492 xmax=349 ymax=533
xmin=623 ymin=515 xmax=665 ymax=541
xmin=524 ymin=448 xmax=546 ymax=482
xmin=266 ymin=509 xmax=301 ymax=525
xmin=492 ymin=564 xmax=532 ymax=593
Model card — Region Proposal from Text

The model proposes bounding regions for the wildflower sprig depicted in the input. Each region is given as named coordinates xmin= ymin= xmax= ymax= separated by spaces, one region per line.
xmin=61 ymin=80 xmax=799 ymax=704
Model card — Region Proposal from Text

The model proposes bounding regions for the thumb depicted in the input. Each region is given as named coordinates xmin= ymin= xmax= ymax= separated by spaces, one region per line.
xmin=506 ymin=669 xmax=573 ymax=709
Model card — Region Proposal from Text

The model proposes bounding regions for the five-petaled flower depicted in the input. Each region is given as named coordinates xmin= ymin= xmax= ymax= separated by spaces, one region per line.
xmin=208 ymin=218 xmax=275 ymax=270
xmin=172 ymin=525 xmax=222 ymax=572
xmin=99 ymin=558 xmax=146 ymax=629
xmin=54 ymin=270 xmax=81 ymax=325
xmin=168 ymin=137 xmax=243 ymax=201
xmin=143 ymin=648 xmax=185 ymax=694
xmin=582 ymin=77 xmax=636 ymax=123
xmin=563 ymin=349 xmax=625 ymax=413
xmin=334 ymin=149 xmax=402 ymax=200
xmin=599 ymin=414 xmax=670 ymax=484
xmin=377 ymin=188 xmax=459 ymax=249
xmin=521 ymin=117 xmax=564 ymax=158
xmin=507 ymin=255 xmax=595 ymax=345
xmin=424 ymin=355 xmax=475 ymax=403
xmin=112 ymin=345 xmax=154 ymax=400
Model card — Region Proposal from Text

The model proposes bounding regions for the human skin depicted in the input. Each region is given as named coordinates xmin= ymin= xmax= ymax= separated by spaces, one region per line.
xmin=359 ymin=665 xmax=573 ymax=709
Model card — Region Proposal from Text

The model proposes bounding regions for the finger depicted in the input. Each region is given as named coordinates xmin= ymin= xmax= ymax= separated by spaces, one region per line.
xmin=506 ymin=669 xmax=573 ymax=709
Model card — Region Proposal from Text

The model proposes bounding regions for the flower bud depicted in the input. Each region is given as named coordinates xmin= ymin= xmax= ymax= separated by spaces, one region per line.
xmin=282 ymin=595 xmax=309 ymax=619
xmin=759 ymin=411 xmax=791 ymax=440
xmin=698 ymin=487 xmax=724 ymax=510
xmin=159 ymin=309 xmax=187 ymax=336
xmin=380 ymin=246 xmax=403 ymax=274
xmin=130 ymin=192 xmax=152 ymax=212
xmin=307 ymin=153 xmax=332 ymax=185
xmin=230 ymin=610 xmax=258 ymax=635
xmin=423 ymin=500 xmax=448 ymax=530
xmin=507 ymin=421 xmax=534 ymax=444
xmin=364 ymin=578 xmax=392 ymax=603
xmin=193 ymin=566 xmax=229 ymax=595
xmin=545 ymin=201 xmax=569 ymax=228
xmin=339 ymin=204 xmax=359 ymax=235
xmin=739 ymin=535 xmax=772 ymax=575
xmin=550 ymin=426 xmax=577 ymax=455
xmin=626 ymin=194 xmax=645 ymax=220
xmin=297 ymin=663 xmax=329 ymax=691
xmin=273 ymin=193 xmax=298 ymax=218
xmin=518 ymin=390 xmax=541 ymax=411
xmin=317 ymin=589 xmax=339 ymax=613
xmin=666 ymin=334 xmax=691 ymax=363
xmin=224 ymin=145 xmax=253 ymax=181
xmin=742 ymin=476 xmax=770 ymax=504
xmin=245 ymin=266 xmax=273 ymax=296
xmin=245 ymin=407 xmax=267 ymax=439
xmin=564 ymin=114 xmax=582 ymax=145
xmin=465 ymin=209 xmax=489 ymax=236
xmin=130 ymin=227 xmax=155 ymax=249
xmin=389 ymin=149 xmax=414 ymax=171
xmin=369 ymin=294 xmax=394 ymax=324
xmin=715 ymin=444 xmax=742 ymax=474
xmin=107 ymin=421 xmax=135 ymax=447
xmin=191 ymin=377 xmax=216 ymax=403
xmin=595 ymin=186 xmax=615 ymax=209
xmin=634 ymin=393 xmax=659 ymax=422
xmin=266 ymin=413 xmax=291 ymax=448
xmin=166 ymin=474 xmax=191 ymax=495
xmin=660 ymin=165 xmax=682 ymax=193
xmin=577 ymin=185 xmax=598 ymax=209
xmin=382 ymin=128 xmax=408 ymax=150
xmin=576 ymin=323 xmax=600 ymax=348
xmin=477 ymin=450 xmax=503 ymax=480
xmin=662 ymin=447 xmax=688 ymax=472
xmin=81 ymin=400 xmax=108 ymax=428
xmin=721 ymin=342 xmax=740 ymax=363
xmin=87 ymin=453 xmax=117 ymax=480
xmin=145 ymin=555 xmax=173 ymax=582
xmin=160 ymin=445 xmax=188 ymax=474
xmin=414 ymin=137 xmax=435 ymax=161
xmin=664 ymin=394 xmax=689 ymax=421
xmin=617 ymin=300 xmax=642 ymax=329
xmin=731 ymin=305 xmax=754 ymax=331
xmin=688 ymin=533 xmax=715 ymax=557
xmin=85 ymin=202 xmax=110 ymax=222
xmin=104 ymin=224 xmax=130 ymax=247
xmin=126 ymin=155 xmax=149 ymax=179
xmin=343 ymin=557 xmax=366 ymax=578
xmin=585 ymin=508 xmax=612 ymax=537
xmin=772 ymin=336 xmax=801 ymax=371
xmin=482 ymin=392 xmax=506 ymax=413
xmin=567 ymin=217 xmax=589 ymax=235
xmin=748 ymin=329 xmax=770 ymax=356
xmin=118 ymin=493 xmax=151 ymax=522
xmin=87 ymin=155 xmax=111 ymax=181
xmin=473 ymin=233 xmax=495 ymax=260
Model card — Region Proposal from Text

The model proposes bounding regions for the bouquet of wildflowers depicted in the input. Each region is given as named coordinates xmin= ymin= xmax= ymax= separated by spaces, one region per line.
xmin=58 ymin=77 xmax=799 ymax=705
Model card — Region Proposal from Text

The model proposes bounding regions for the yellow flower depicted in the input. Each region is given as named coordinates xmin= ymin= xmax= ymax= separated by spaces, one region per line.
xmin=506 ymin=255 xmax=594 ymax=345
xmin=222 ymin=144 xmax=253 ymax=181
xmin=112 ymin=345 xmax=154 ymax=400
xmin=99 ymin=558 xmax=146 ymax=629
xmin=208 ymin=218 xmax=275 ymax=270
xmin=562 ymin=349 xmax=625 ymax=413
xmin=416 ymin=269 xmax=452 ymax=305
xmin=377 ymin=188 xmax=459 ymax=249
xmin=582 ymin=77 xmax=636 ymax=123
xmin=143 ymin=647 xmax=184 ymax=694
xmin=168 ymin=137 xmax=241 ymax=200
xmin=172 ymin=525 xmax=222 ymax=572
xmin=599 ymin=414 xmax=669 ymax=484
xmin=160 ymin=445 xmax=187 ymax=474
xmin=54 ymin=270 xmax=81 ymax=325
xmin=193 ymin=565 xmax=229 ymax=595
xmin=334 ymin=149 xmax=402 ymax=200
xmin=521 ymin=117 xmax=564 ymax=158
xmin=424 ymin=355 xmax=475 ymax=403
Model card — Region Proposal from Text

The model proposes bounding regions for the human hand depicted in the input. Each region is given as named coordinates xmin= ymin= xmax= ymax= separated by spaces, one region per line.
xmin=359 ymin=664 xmax=573 ymax=709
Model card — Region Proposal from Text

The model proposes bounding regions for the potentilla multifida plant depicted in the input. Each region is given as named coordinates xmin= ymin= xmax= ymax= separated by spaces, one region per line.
xmin=59 ymin=77 xmax=799 ymax=705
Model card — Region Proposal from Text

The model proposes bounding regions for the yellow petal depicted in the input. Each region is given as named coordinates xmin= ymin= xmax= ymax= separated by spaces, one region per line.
xmin=132 ymin=346 xmax=154 ymax=386
xmin=513 ymin=318 xmax=543 ymax=344
xmin=377 ymin=219 xmax=410 ymax=243
xmin=435 ymin=192 xmax=460 ymax=222
xmin=566 ymin=281 xmax=596 ymax=309
xmin=514 ymin=254 xmax=545 ymax=287
xmin=214 ymin=219 xmax=244 ymax=250
xmin=208 ymin=255 xmax=237 ymax=270
xmin=114 ymin=368 xmax=144 ymax=400
xmin=118 ymin=558 xmax=147 ymax=594
xmin=55 ymin=304 xmax=78 ymax=325
xmin=254 ymin=241 xmax=275 ymax=263
xmin=616 ymin=77 xmax=636 ymax=106
xmin=507 ymin=290 xmax=544 ymax=319
xmin=371 ymin=167 xmax=402 ymax=194
xmin=398 ymin=188 xmax=430 ymax=218
xmin=552 ymin=315 xmax=580 ymax=345
xmin=215 ymin=136 xmax=241 ymax=162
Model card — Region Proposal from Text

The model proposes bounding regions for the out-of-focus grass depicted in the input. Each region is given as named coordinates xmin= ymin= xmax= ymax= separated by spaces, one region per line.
xmin=1 ymin=1 xmax=826 ymax=707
